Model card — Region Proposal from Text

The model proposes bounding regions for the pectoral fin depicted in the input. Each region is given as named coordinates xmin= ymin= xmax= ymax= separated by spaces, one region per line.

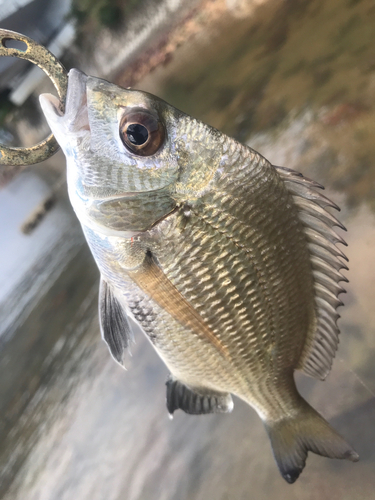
xmin=99 ymin=277 xmax=133 ymax=366
xmin=166 ymin=376 xmax=234 ymax=415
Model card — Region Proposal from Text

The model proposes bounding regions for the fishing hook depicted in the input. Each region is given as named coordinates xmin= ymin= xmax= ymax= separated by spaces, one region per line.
xmin=0 ymin=29 xmax=67 ymax=166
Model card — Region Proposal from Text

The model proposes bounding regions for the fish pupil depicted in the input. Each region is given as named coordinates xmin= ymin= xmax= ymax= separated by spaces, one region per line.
xmin=127 ymin=124 xmax=148 ymax=145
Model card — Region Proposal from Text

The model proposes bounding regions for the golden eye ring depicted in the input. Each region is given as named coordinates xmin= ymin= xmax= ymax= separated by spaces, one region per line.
xmin=119 ymin=109 xmax=165 ymax=157
xmin=0 ymin=29 xmax=67 ymax=166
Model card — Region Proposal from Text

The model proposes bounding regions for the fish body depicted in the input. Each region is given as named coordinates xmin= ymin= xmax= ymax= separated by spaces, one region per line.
xmin=40 ymin=69 xmax=358 ymax=483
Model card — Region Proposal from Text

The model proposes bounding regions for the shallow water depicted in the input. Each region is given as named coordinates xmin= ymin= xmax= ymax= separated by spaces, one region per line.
xmin=1 ymin=0 xmax=375 ymax=498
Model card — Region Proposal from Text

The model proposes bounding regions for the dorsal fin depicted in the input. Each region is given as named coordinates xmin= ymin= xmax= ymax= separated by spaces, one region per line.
xmin=99 ymin=277 xmax=134 ymax=367
xmin=275 ymin=166 xmax=348 ymax=380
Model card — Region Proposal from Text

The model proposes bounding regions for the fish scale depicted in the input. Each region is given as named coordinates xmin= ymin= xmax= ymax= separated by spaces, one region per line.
xmin=152 ymin=202 xmax=294 ymax=388
xmin=197 ymin=193 xmax=311 ymax=363
xmin=40 ymin=69 xmax=359 ymax=483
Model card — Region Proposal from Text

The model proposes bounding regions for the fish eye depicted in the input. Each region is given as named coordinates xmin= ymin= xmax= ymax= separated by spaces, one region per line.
xmin=119 ymin=109 xmax=165 ymax=156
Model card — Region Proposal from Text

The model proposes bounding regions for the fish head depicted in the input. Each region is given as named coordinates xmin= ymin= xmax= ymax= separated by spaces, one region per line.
xmin=40 ymin=69 xmax=223 ymax=236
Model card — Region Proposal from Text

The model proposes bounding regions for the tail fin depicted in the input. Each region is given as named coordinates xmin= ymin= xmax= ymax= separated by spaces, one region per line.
xmin=265 ymin=399 xmax=359 ymax=484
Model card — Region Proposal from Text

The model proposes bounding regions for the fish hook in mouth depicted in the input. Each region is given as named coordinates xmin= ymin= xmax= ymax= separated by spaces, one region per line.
xmin=40 ymin=68 xmax=90 ymax=133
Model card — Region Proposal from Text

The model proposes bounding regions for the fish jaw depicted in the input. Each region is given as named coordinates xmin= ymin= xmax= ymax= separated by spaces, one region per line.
xmin=40 ymin=69 xmax=95 ymax=229
xmin=39 ymin=68 xmax=89 ymax=150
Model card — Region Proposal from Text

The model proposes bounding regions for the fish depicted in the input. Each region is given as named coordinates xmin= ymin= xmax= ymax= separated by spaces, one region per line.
xmin=39 ymin=68 xmax=359 ymax=483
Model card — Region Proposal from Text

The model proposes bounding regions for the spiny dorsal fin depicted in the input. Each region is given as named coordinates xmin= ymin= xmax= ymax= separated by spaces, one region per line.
xmin=166 ymin=376 xmax=233 ymax=415
xmin=99 ymin=277 xmax=134 ymax=367
xmin=275 ymin=165 xmax=348 ymax=380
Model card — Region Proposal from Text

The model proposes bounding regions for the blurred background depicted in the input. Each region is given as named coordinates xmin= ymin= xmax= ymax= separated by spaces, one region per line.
xmin=0 ymin=0 xmax=375 ymax=498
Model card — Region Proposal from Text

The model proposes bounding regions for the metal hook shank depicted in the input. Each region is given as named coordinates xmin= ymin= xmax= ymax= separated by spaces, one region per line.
xmin=0 ymin=29 xmax=68 ymax=166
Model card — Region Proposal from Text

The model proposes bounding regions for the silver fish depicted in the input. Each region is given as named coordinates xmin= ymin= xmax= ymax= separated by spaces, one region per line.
xmin=40 ymin=69 xmax=358 ymax=483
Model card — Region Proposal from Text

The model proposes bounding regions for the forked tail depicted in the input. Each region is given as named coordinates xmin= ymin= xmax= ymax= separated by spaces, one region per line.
xmin=264 ymin=398 xmax=359 ymax=483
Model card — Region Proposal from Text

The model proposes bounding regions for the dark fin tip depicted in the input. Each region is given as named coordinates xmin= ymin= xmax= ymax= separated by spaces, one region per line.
xmin=340 ymin=255 xmax=349 ymax=264
xmin=266 ymin=398 xmax=358 ymax=484
xmin=283 ymin=469 xmax=302 ymax=484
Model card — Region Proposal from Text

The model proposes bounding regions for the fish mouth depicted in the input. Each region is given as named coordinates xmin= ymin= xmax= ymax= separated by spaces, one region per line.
xmin=39 ymin=68 xmax=90 ymax=133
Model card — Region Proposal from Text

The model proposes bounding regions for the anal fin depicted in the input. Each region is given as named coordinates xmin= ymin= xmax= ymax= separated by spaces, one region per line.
xmin=166 ymin=376 xmax=233 ymax=415
xmin=99 ymin=277 xmax=133 ymax=367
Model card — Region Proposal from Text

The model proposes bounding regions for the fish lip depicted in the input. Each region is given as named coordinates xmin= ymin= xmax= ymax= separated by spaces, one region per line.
xmin=64 ymin=68 xmax=89 ymax=132
xmin=39 ymin=68 xmax=89 ymax=133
